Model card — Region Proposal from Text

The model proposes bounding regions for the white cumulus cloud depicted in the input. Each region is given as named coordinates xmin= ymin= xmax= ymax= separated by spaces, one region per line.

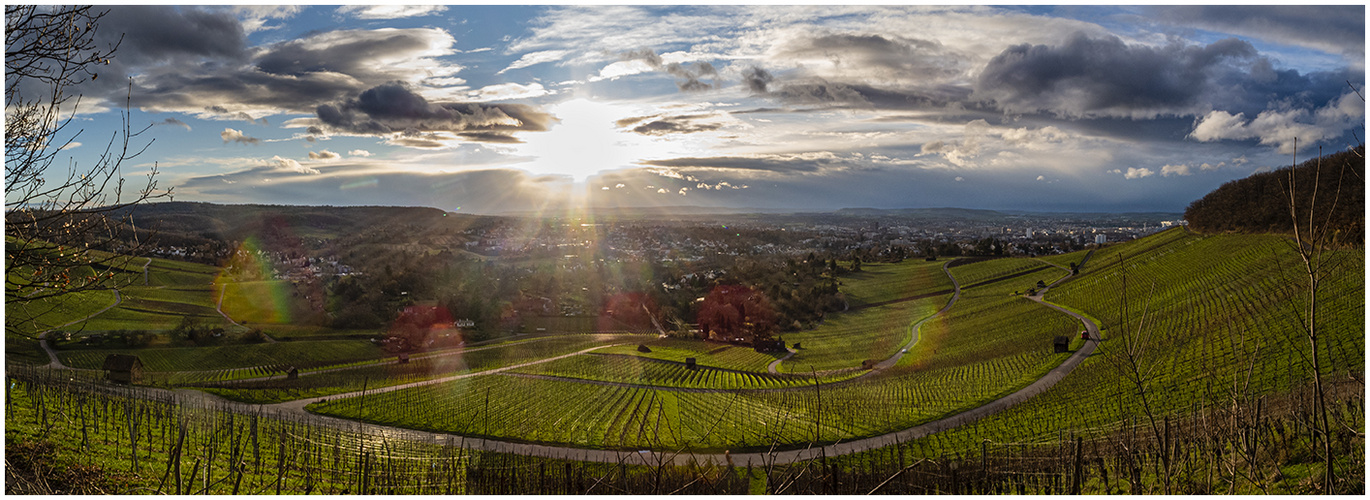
xmin=269 ymin=155 xmax=319 ymax=175
xmin=1160 ymin=164 xmax=1192 ymax=177
xmin=221 ymin=128 xmax=260 ymax=145
xmin=1124 ymin=167 xmax=1154 ymax=179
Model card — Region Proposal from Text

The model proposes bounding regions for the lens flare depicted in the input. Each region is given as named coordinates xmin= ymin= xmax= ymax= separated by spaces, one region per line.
xmin=214 ymin=236 xmax=295 ymax=324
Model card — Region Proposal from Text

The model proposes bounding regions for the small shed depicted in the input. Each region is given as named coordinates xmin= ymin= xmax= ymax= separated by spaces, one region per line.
xmin=685 ymin=358 xmax=697 ymax=370
xmin=397 ymin=353 xmax=410 ymax=364
xmin=286 ymin=366 xmax=299 ymax=379
xmin=1053 ymin=336 xmax=1070 ymax=353
xmin=102 ymin=354 xmax=144 ymax=384
xmin=637 ymin=344 xmax=652 ymax=353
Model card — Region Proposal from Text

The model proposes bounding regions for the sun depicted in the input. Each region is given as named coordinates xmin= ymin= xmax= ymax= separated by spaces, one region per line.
xmin=515 ymin=98 xmax=655 ymax=182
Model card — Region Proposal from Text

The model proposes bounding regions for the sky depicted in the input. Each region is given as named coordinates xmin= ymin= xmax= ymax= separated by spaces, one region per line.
xmin=23 ymin=4 xmax=1367 ymax=214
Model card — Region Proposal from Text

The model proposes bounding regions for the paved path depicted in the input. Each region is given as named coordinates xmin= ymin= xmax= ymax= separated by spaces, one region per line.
xmin=221 ymin=334 xmax=622 ymax=384
xmin=215 ymin=283 xmax=277 ymax=342
xmin=765 ymin=346 xmax=797 ymax=374
xmin=768 ymin=261 xmax=960 ymax=375
xmin=37 ymin=288 xmax=123 ymax=369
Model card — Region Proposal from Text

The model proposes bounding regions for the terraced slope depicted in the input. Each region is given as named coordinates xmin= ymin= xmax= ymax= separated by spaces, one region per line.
xmin=838 ymin=228 xmax=1363 ymax=459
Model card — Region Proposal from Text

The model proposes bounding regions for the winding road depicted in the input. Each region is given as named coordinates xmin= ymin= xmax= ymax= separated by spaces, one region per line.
xmin=767 ymin=260 xmax=962 ymax=375
xmin=37 ymin=256 xmax=1104 ymax=467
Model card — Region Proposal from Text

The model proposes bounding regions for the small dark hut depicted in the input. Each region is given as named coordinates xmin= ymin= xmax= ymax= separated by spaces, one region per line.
xmin=685 ymin=357 xmax=697 ymax=370
xmin=102 ymin=354 xmax=144 ymax=384
xmin=637 ymin=344 xmax=652 ymax=353
xmin=286 ymin=367 xmax=299 ymax=379
xmin=397 ymin=353 xmax=410 ymax=364
xmin=1053 ymin=336 xmax=1070 ymax=354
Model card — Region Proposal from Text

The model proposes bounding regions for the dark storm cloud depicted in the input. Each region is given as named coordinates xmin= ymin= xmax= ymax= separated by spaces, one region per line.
xmin=769 ymin=80 xmax=972 ymax=111
xmin=742 ymin=66 xmax=773 ymax=94
xmin=98 ymin=6 xmax=247 ymax=63
xmin=456 ymin=132 xmax=526 ymax=144
xmin=15 ymin=6 xmax=248 ymax=104
xmin=974 ymin=33 xmax=1268 ymax=119
xmin=1152 ymin=6 xmax=1363 ymax=59
xmin=256 ymin=30 xmax=436 ymax=78
xmin=617 ymin=113 xmax=724 ymax=136
xmin=314 ymin=83 xmax=555 ymax=143
xmin=69 ymin=8 xmax=462 ymax=118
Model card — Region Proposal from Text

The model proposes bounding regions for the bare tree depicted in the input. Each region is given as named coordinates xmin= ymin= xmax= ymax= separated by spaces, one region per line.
xmin=1278 ymin=139 xmax=1354 ymax=493
xmin=1096 ymin=254 xmax=1174 ymax=493
xmin=5 ymin=5 xmax=170 ymax=337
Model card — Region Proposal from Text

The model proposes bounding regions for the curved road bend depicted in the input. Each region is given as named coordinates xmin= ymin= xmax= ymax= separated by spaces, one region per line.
xmin=767 ymin=260 xmax=962 ymax=375
xmin=56 ymin=259 xmax=1100 ymax=467
xmin=38 ymin=288 xmax=124 ymax=369
xmin=216 ymin=283 xmax=278 ymax=343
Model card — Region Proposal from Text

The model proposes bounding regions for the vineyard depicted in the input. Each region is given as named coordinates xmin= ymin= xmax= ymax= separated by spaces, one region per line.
xmin=5 ymin=228 xmax=1363 ymax=493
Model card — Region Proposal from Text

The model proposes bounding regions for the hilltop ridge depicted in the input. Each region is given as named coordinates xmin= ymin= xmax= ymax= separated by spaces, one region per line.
xmin=1184 ymin=147 xmax=1364 ymax=245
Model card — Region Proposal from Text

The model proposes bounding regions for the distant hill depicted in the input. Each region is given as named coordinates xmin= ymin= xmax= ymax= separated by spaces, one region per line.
xmin=1184 ymin=147 xmax=1364 ymax=245
xmin=115 ymin=202 xmax=501 ymax=256
xmin=835 ymin=207 xmax=1005 ymax=220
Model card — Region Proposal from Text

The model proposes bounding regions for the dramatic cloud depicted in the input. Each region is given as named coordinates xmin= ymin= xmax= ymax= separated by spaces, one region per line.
xmin=99 ymin=6 xmax=248 ymax=65
xmin=348 ymin=149 xmax=372 ymax=157
xmin=1153 ymin=6 xmax=1364 ymax=63
xmin=104 ymin=23 xmax=462 ymax=118
xmin=308 ymin=150 xmax=341 ymax=160
xmin=975 ymin=33 xmax=1265 ymax=118
xmin=313 ymin=83 xmax=556 ymax=144
xmin=220 ymin=128 xmax=260 ymax=145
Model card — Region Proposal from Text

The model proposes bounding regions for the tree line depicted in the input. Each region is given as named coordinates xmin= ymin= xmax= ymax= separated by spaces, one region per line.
xmin=1185 ymin=147 xmax=1364 ymax=246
